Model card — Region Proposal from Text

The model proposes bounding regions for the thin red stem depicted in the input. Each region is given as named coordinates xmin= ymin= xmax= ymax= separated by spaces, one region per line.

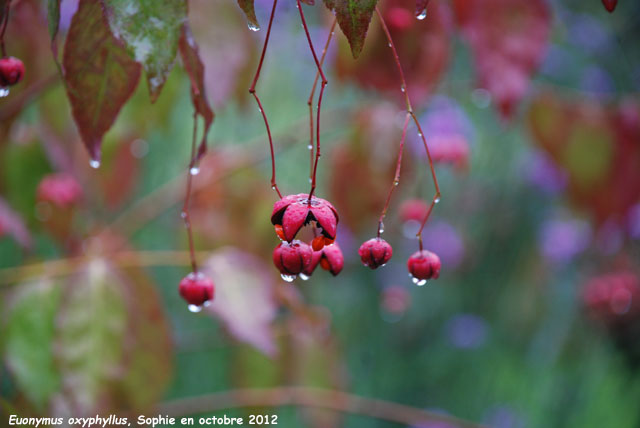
xmin=307 ymin=18 xmax=336 ymax=182
xmin=296 ymin=0 xmax=327 ymax=201
xmin=375 ymin=7 xmax=441 ymax=244
xmin=0 ymin=0 xmax=13 ymax=57
xmin=181 ymin=112 xmax=199 ymax=273
xmin=377 ymin=113 xmax=410 ymax=238
xmin=249 ymin=0 xmax=282 ymax=199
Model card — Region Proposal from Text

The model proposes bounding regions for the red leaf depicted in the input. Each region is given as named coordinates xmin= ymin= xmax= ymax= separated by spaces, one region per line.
xmin=453 ymin=0 xmax=550 ymax=119
xmin=336 ymin=0 xmax=450 ymax=105
xmin=62 ymin=0 xmax=141 ymax=164
xmin=323 ymin=0 xmax=380 ymax=58
xmin=178 ymin=23 xmax=215 ymax=161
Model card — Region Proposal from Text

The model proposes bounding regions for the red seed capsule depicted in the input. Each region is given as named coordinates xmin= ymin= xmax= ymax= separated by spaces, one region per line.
xmin=271 ymin=193 xmax=339 ymax=242
xmin=302 ymin=242 xmax=345 ymax=278
xmin=358 ymin=238 xmax=393 ymax=269
xmin=0 ymin=56 xmax=25 ymax=87
xmin=272 ymin=240 xmax=314 ymax=281
xmin=407 ymin=250 xmax=441 ymax=285
xmin=179 ymin=272 xmax=215 ymax=312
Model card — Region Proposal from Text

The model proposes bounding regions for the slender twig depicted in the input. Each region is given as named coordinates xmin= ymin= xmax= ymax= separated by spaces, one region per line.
xmin=155 ymin=387 xmax=486 ymax=428
xmin=0 ymin=251 xmax=209 ymax=285
xmin=248 ymin=0 xmax=282 ymax=198
xmin=307 ymin=18 xmax=336 ymax=182
xmin=377 ymin=113 xmax=410 ymax=238
xmin=297 ymin=0 xmax=328 ymax=201
xmin=375 ymin=7 xmax=441 ymax=250
xmin=181 ymin=112 xmax=199 ymax=273
xmin=0 ymin=0 xmax=12 ymax=57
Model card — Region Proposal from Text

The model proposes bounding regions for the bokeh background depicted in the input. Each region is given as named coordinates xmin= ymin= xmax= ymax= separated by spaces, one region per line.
xmin=2 ymin=0 xmax=640 ymax=426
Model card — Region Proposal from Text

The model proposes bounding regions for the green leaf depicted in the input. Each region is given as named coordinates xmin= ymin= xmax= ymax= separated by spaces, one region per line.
xmin=56 ymin=259 xmax=128 ymax=412
xmin=178 ymin=24 xmax=215 ymax=161
xmin=236 ymin=0 xmax=259 ymax=31
xmin=102 ymin=0 xmax=188 ymax=103
xmin=322 ymin=0 xmax=379 ymax=58
xmin=63 ymin=0 xmax=141 ymax=163
xmin=4 ymin=279 xmax=62 ymax=411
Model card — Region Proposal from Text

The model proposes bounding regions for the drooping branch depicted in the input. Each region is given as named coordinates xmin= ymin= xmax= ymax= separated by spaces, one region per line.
xmin=248 ymin=0 xmax=282 ymax=198
xmin=375 ymin=7 xmax=441 ymax=249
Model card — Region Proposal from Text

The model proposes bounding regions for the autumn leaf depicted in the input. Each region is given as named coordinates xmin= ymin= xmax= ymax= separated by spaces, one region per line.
xmin=236 ymin=0 xmax=259 ymax=30
xmin=63 ymin=0 xmax=141 ymax=164
xmin=102 ymin=0 xmax=188 ymax=102
xmin=323 ymin=0 xmax=379 ymax=58
xmin=179 ymin=23 xmax=215 ymax=161
xmin=203 ymin=248 xmax=278 ymax=356
xmin=4 ymin=279 xmax=62 ymax=411
xmin=453 ymin=0 xmax=550 ymax=119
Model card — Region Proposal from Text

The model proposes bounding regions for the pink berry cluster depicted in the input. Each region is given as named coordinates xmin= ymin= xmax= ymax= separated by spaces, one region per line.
xmin=270 ymin=193 xmax=343 ymax=281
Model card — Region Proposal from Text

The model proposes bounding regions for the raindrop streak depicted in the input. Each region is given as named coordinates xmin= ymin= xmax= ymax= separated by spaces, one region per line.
xmin=299 ymin=273 xmax=310 ymax=281
xmin=417 ymin=9 xmax=427 ymax=20
xmin=0 ymin=88 xmax=9 ymax=97
xmin=248 ymin=22 xmax=260 ymax=32
xmin=188 ymin=304 xmax=203 ymax=313
xmin=190 ymin=166 xmax=200 ymax=176
xmin=89 ymin=159 xmax=101 ymax=169
xmin=411 ymin=276 xmax=427 ymax=286
xmin=281 ymin=274 xmax=296 ymax=282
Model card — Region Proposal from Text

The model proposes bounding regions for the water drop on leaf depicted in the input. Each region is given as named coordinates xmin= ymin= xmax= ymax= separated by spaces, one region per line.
xmin=189 ymin=166 xmax=200 ymax=176
xmin=248 ymin=22 xmax=260 ymax=32
xmin=417 ymin=9 xmax=427 ymax=20
xmin=89 ymin=159 xmax=101 ymax=169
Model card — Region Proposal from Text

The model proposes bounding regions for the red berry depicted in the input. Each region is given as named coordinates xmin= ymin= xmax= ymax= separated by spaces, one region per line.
xmin=272 ymin=240 xmax=314 ymax=281
xmin=0 ymin=56 xmax=25 ymax=87
xmin=271 ymin=193 xmax=339 ymax=242
xmin=37 ymin=173 xmax=83 ymax=207
xmin=602 ymin=0 xmax=617 ymax=12
xmin=407 ymin=250 xmax=441 ymax=284
xmin=358 ymin=238 xmax=393 ymax=269
xmin=179 ymin=272 xmax=215 ymax=311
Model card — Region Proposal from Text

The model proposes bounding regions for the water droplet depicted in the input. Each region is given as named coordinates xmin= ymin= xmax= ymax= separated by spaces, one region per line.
xmin=417 ymin=9 xmax=427 ymax=20
xmin=299 ymin=273 xmax=310 ymax=281
xmin=434 ymin=197 xmax=441 ymax=204
xmin=400 ymin=85 xmax=406 ymax=93
xmin=188 ymin=304 xmax=203 ymax=313
xmin=271 ymin=185 xmax=276 ymax=190
xmin=378 ymin=221 xmax=385 ymax=234
xmin=203 ymin=300 xmax=212 ymax=307
xmin=258 ymin=107 xmax=262 ymax=113
xmin=0 ymin=87 xmax=9 ymax=97
xmin=411 ymin=276 xmax=427 ymax=286
xmin=89 ymin=159 xmax=101 ymax=169
xmin=189 ymin=166 xmax=200 ymax=176
xmin=388 ymin=43 xmax=392 ymax=47
xmin=309 ymin=177 xmax=313 ymax=183
xmin=307 ymin=144 xmax=313 ymax=150
xmin=180 ymin=211 xmax=187 ymax=219
xmin=393 ymin=180 xmax=399 ymax=186
xmin=281 ymin=274 xmax=296 ymax=282
xmin=248 ymin=22 xmax=260 ymax=32
xmin=417 ymin=132 xmax=423 ymax=137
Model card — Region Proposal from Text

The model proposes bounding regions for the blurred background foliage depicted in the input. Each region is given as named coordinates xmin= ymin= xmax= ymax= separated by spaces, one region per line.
xmin=1 ymin=0 xmax=640 ymax=426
